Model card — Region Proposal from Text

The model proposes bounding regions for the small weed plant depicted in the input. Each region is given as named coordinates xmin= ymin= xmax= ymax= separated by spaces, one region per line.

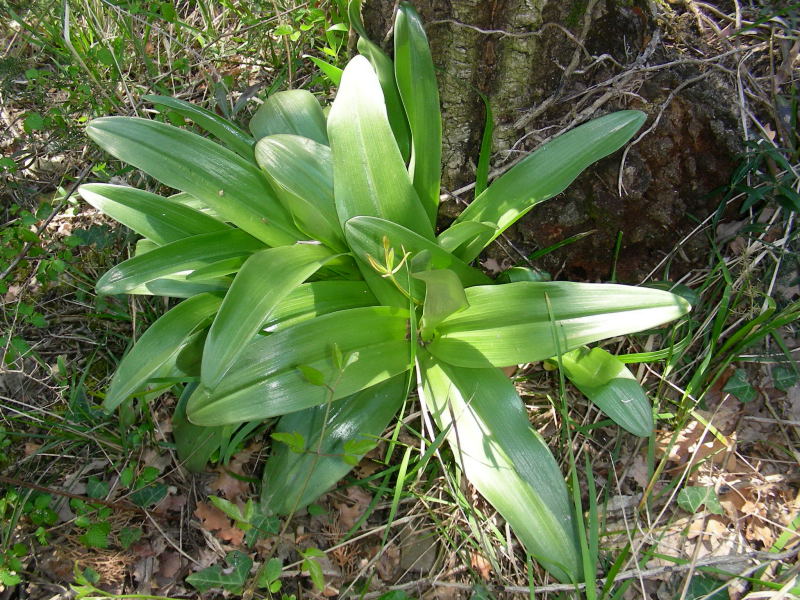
xmin=82 ymin=1 xmax=690 ymax=583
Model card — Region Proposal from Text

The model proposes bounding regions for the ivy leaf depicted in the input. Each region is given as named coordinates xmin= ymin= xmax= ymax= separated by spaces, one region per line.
xmin=723 ymin=368 xmax=756 ymax=403
xmin=185 ymin=550 xmax=253 ymax=593
xmin=772 ymin=366 xmax=797 ymax=391
xmin=86 ymin=476 xmax=109 ymax=499
xmin=677 ymin=486 xmax=724 ymax=515
xmin=129 ymin=483 xmax=168 ymax=507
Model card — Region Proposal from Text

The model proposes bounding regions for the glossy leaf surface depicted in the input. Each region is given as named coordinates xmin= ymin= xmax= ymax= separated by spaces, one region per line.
xmin=328 ymin=56 xmax=433 ymax=239
xmin=143 ymin=94 xmax=255 ymax=159
xmin=428 ymin=282 xmax=691 ymax=368
xmin=394 ymin=2 xmax=441 ymax=225
xmin=349 ymin=0 xmax=411 ymax=160
xmin=96 ymin=230 xmax=264 ymax=295
xmin=86 ymin=117 xmax=301 ymax=247
xmin=202 ymin=245 xmax=339 ymax=389
xmin=79 ymin=183 xmax=229 ymax=245
xmin=249 ymin=89 xmax=328 ymax=145
xmin=262 ymin=281 xmax=377 ymax=332
xmin=417 ymin=352 xmax=580 ymax=582
xmin=187 ymin=306 xmax=412 ymax=425
xmin=560 ymin=347 xmax=653 ymax=436
xmin=255 ymin=134 xmax=344 ymax=250
xmin=104 ymin=293 xmax=222 ymax=410
xmin=451 ymin=111 xmax=646 ymax=261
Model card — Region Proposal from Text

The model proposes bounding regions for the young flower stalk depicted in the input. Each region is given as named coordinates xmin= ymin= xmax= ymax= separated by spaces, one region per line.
xmin=82 ymin=0 xmax=689 ymax=583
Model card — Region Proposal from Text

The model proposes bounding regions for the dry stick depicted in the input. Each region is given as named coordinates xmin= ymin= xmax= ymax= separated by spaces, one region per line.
xmin=0 ymin=474 xmax=145 ymax=515
xmin=0 ymin=164 xmax=94 ymax=283
xmin=361 ymin=547 xmax=799 ymax=597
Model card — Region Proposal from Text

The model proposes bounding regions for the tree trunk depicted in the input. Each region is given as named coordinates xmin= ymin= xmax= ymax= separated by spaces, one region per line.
xmin=362 ymin=0 xmax=742 ymax=282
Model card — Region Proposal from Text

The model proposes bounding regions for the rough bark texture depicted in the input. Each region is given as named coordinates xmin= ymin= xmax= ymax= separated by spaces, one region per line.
xmin=362 ymin=0 xmax=743 ymax=282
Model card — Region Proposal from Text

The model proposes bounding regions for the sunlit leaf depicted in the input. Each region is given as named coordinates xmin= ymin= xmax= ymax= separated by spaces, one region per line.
xmin=79 ymin=183 xmax=230 ymax=245
xmin=187 ymin=306 xmax=412 ymax=425
xmin=104 ymin=293 xmax=222 ymax=410
xmin=96 ymin=229 xmax=264 ymax=295
xmin=143 ymin=94 xmax=255 ymax=159
xmin=417 ymin=352 xmax=580 ymax=582
xmin=394 ymin=2 xmax=441 ymax=225
xmin=255 ymin=134 xmax=344 ymax=250
xmin=428 ymin=281 xmax=691 ymax=368
xmin=86 ymin=117 xmax=301 ymax=246
xmin=451 ymin=111 xmax=646 ymax=261
xmin=559 ymin=347 xmax=653 ymax=436
xmin=328 ymin=56 xmax=433 ymax=239
xmin=249 ymin=89 xmax=328 ymax=145
xmin=202 ymin=244 xmax=339 ymax=389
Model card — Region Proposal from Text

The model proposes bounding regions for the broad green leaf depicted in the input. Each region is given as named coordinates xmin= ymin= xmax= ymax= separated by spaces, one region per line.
xmin=173 ymin=382 xmax=227 ymax=472
xmin=104 ymin=293 xmax=222 ymax=410
xmin=255 ymin=134 xmax=345 ymax=250
xmin=186 ymin=256 xmax=247 ymax=280
xmin=559 ymin=347 xmax=653 ymax=437
xmin=261 ymin=375 xmax=406 ymax=514
xmin=125 ymin=275 xmax=231 ymax=298
xmin=395 ymin=2 xmax=441 ymax=225
xmin=677 ymin=486 xmax=724 ymax=515
xmin=306 ymin=55 xmax=343 ymax=85
xmin=249 ymin=89 xmax=328 ymax=145
xmin=143 ymin=94 xmax=255 ymax=159
xmin=263 ymin=281 xmax=377 ymax=332
xmin=436 ymin=221 xmax=495 ymax=261
xmin=135 ymin=238 xmax=157 ymax=256
xmin=722 ymin=368 xmax=756 ymax=403
xmin=451 ymin=111 xmax=647 ymax=261
xmin=328 ymin=56 xmax=433 ymax=240
xmin=428 ymin=282 xmax=691 ymax=368
xmin=416 ymin=352 xmax=580 ymax=582
xmin=345 ymin=216 xmax=491 ymax=289
xmin=412 ymin=269 xmax=468 ymax=342
xmin=349 ymin=0 xmax=411 ymax=160
xmin=186 ymin=550 xmax=252 ymax=594
xmin=187 ymin=306 xmax=412 ymax=425
xmin=96 ymin=229 xmax=264 ymax=295
xmin=167 ymin=192 xmax=225 ymax=221
xmin=86 ymin=117 xmax=301 ymax=247
xmin=202 ymin=244 xmax=339 ymax=389
xmin=79 ymin=183 xmax=230 ymax=245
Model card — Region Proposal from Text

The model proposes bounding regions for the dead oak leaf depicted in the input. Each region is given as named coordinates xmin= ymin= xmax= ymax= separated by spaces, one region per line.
xmin=209 ymin=469 xmax=250 ymax=501
xmin=334 ymin=486 xmax=372 ymax=531
xmin=194 ymin=501 xmax=244 ymax=546
xmin=470 ymin=552 xmax=492 ymax=580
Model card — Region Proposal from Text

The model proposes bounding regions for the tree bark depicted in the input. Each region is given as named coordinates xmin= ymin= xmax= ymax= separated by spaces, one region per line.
xmin=362 ymin=0 xmax=742 ymax=282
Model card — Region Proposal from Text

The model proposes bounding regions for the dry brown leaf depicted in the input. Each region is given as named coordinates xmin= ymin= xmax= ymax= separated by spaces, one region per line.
xmin=153 ymin=492 xmax=187 ymax=515
xmin=626 ymin=453 xmax=650 ymax=489
xmin=334 ymin=486 xmax=372 ymax=531
xmin=470 ymin=551 xmax=492 ymax=580
xmin=209 ymin=469 xmax=250 ymax=501
xmin=194 ymin=501 xmax=244 ymax=546
xmin=156 ymin=550 xmax=182 ymax=580
xmin=373 ymin=544 xmax=400 ymax=581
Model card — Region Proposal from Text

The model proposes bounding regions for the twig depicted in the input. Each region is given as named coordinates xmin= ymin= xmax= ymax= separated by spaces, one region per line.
xmin=363 ymin=547 xmax=800 ymax=597
xmin=0 ymin=474 xmax=145 ymax=515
